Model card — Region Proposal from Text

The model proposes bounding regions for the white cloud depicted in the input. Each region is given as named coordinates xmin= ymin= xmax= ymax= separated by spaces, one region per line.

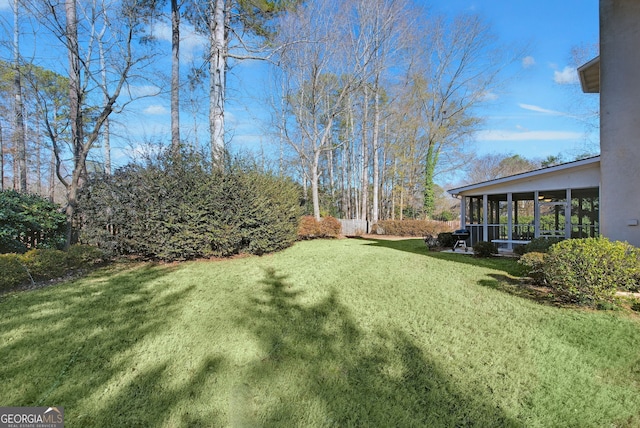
xmin=128 ymin=84 xmax=162 ymax=98
xmin=144 ymin=104 xmax=168 ymax=115
xmin=476 ymin=129 xmax=583 ymax=141
xmin=518 ymin=103 xmax=565 ymax=116
xmin=522 ymin=56 xmax=536 ymax=68
xmin=480 ymin=91 xmax=499 ymax=101
xmin=554 ymin=66 xmax=579 ymax=84
xmin=149 ymin=20 xmax=207 ymax=62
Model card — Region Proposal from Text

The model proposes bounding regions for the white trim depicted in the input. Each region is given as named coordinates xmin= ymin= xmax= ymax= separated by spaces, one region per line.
xmin=448 ymin=156 xmax=600 ymax=196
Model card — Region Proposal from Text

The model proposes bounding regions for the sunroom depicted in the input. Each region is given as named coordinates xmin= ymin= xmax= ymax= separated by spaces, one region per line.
xmin=447 ymin=157 xmax=600 ymax=251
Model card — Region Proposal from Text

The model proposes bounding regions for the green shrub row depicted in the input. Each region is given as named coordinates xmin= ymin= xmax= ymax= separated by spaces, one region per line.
xmin=372 ymin=220 xmax=454 ymax=237
xmin=473 ymin=241 xmax=498 ymax=258
xmin=514 ymin=236 xmax=563 ymax=255
xmin=0 ymin=245 xmax=106 ymax=292
xmin=0 ymin=190 xmax=67 ymax=253
xmin=78 ymin=151 xmax=303 ymax=261
xmin=297 ymin=216 xmax=342 ymax=239
xmin=517 ymin=237 xmax=640 ymax=306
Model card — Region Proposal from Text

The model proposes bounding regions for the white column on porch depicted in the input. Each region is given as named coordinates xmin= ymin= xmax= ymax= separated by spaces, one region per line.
xmin=460 ymin=196 xmax=466 ymax=229
xmin=534 ymin=190 xmax=540 ymax=238
xmin=507 ymin=192 xmax=513 ymax=250
xmin=483 ymin=194 xmax=488 ymax=241
xmin=565 ymin=188 xmax=572 ymax=239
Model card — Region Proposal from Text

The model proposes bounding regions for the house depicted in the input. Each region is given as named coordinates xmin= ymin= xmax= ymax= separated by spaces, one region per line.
xmin=447 ymin=157 xmax=601 ymax=251
xmin=448 ymin=0 xmax=640 ymax=249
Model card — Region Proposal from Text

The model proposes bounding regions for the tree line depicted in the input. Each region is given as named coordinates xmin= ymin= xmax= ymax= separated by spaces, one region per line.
xmin=2 ymin=0 xmax=579 ymax=247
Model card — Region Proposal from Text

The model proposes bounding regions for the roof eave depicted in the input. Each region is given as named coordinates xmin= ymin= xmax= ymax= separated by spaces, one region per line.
xmin=447 ymin=156 xmax=601 ymax=196
xmin=578 ymin=56 xmax=600 ymax=93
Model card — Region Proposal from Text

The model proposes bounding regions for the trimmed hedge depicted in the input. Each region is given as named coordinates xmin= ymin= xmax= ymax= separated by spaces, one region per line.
xmin=298 ymin=216 xmax=342 ymax=240
xmin=78 ymin=151 xmax=302 ymax=261
xmin=514 ymin=237 xmax=563 ymax=255
xmin=0 ymin=245 xmax=106 ymax=292
xmin=544 ymin=237 xmax=640 ymax=305
xmin=0 ymin=254 xmax=29 ymax=291
xmin=473 ymin=241 xmax=498 ymax=258
xmin=373 ymin=220 xmax=454 ymax=237
xmin=518 ymin=252 xmax=546 ymax=285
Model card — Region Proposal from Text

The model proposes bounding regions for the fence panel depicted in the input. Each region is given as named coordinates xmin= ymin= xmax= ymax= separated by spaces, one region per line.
xmin=338 ymin=219 xmax=369 ymax=236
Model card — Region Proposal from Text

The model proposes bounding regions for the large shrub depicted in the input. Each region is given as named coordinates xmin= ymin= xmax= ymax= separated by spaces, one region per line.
xmin=0 ymin=254 xmax=29 ymax=291
xmin=297 ymin=216 xmax=341 ymax=240
xmin=78 ymin=151 xmax=302 ymax=261
xmin=0 ymin=190 xmax=67 ymax=253
xmin=0 ymin=245 xmax=106 ymax=291
xmin=514 ymin=236 xmax=563 ymax=255
xmin=437 ymin=232 xmax=457 ymax=248
xmin=473 ymin=241 xmax=498 ymax=258
xmin=518 ymin=252 xmax=546 ymax=285
xmin=319 ymin=216 xmax=342 ymax=238
xmin=544 ymin=237 xmax=640 ymax=305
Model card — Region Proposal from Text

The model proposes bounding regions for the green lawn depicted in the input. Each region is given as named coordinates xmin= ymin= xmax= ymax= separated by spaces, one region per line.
xmin=1 ymin=238 xmax=639 ymax=427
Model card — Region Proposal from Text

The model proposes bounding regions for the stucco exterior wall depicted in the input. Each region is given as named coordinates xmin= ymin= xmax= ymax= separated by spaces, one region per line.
xmin=600 ymin=0 xmax=640 ymax=246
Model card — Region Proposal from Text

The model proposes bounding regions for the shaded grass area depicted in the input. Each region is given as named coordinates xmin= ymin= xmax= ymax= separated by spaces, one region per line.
xmin=1 ymin=238 xmax=640 ymax=427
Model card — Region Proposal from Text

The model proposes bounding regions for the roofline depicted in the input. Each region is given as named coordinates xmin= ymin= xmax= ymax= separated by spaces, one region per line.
xmin=578 ymin=56 xmax=600 ymax=93
xmin=447 ymin=155 xmax=600 ymax=196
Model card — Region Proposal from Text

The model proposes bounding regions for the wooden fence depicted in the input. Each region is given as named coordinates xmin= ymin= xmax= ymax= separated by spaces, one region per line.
xmin=338 ymin=219 xmax=370 ymax=236
xmin=338 ymin=219 xmax=459 ymax=237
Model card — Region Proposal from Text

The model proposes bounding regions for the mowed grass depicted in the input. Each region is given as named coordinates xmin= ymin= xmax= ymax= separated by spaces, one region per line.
xmin=1 ymin=238 xmax=640 ymax=427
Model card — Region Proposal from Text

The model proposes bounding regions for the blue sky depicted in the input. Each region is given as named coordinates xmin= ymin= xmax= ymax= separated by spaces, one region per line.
xmin=224 ymin=0 xmax=601 ymax=162
xmin=0 ymin=0 xmax=600 ymax=166
xmin=427 ymin=0 xmax=600 ymax=160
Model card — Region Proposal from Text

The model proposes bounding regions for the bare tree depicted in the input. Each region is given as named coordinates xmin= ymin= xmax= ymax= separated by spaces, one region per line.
xmin=181 ymin=0 xmax=300 ymax=166
xmin=22 ymin=0 xmax=158 ymax=246
xmin=171 ymin=0 xmax=181 ymax=156
xmin=466 ymin=153 xmax=538 ymax=184
xmin=406 ymin=14 xmax=510 ymax=218
xmin=13 ymin=0 xmax=27 ymax=192
xmin=276 ymin=0 xmax=386 ymax=220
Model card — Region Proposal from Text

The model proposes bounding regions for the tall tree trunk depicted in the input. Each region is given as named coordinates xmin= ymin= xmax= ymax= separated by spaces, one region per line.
xmin=423 ymin=142 xmax=438 ymax=219
xmin=171 ymin=0 xmax=181 ymax=157
xmin=36 ymin=126 xmax=42 ymax=195
xmin=98 ymin=26 xmax=111 ymax=174
xmin=372 ymin=79 xmax=381 ymax=223
xmin=360 ymin=85 xmax=369 ymax=221
xmin=65 ymin=0 xmax=83 ymax=248
xmin=312 ymin=150 xmax=321 ymax=221
xmin=209 ymin=0 xmax=226 ymax=166
xmin=49 ymin=149 xmax=56 ymax=201
xmin=14 ymin=0 xmax=27 ymax=192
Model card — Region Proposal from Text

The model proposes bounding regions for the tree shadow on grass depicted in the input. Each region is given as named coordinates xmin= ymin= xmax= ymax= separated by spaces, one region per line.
xmin=92 ymin=355 xmax=224 ymax=427
xmin=236 ymin=267 xmax=522 ymax=427
xmin=478 ymin=274 xmax=562 ymax=308
xmin=0 ymin=263 xmax=210 ymax=426
xmin=359 ymin=237 xmax=522 ymax=276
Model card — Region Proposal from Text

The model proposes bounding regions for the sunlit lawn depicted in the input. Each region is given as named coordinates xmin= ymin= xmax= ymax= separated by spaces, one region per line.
xmin=1 ymin=238 xmax=640 ymax=427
